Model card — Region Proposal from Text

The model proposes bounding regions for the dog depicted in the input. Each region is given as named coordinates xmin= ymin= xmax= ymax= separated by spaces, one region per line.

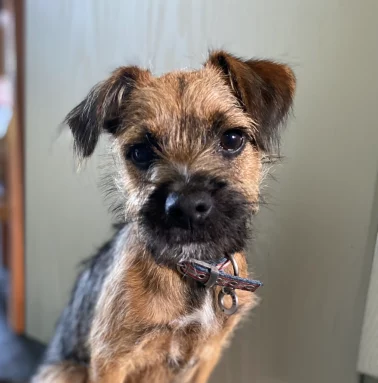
xmin=32 ymin=50 xmax=295 ymax=383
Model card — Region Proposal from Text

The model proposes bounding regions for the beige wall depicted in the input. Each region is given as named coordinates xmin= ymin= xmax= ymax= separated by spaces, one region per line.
xmin=25 ymin=1 xmax=378 ymax=383
xmin=359 ymin=233 xmax=378 ymax=378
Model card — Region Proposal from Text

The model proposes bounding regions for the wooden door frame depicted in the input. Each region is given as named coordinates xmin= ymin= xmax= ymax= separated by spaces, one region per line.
xmin=6 ymin=0 xmax=25 ymax=334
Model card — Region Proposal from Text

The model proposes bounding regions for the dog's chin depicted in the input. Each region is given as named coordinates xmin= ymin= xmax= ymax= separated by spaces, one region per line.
xmin=142 ymin=227 xmax=247 ymax=266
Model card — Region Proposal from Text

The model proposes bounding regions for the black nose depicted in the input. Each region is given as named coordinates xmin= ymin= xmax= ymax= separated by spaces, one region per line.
xmin=165 ymin=191 xmax=213 ymax=226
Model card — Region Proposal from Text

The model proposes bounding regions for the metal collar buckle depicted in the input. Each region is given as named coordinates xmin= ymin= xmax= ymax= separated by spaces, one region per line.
xmin=186 ymin=259 xmax=220 ymax=288
xmin=218 ymin=254 xmax=239 ymax=315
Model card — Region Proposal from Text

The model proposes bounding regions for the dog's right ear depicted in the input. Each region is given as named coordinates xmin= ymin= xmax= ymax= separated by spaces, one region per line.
xmin=205 ymin=51 xmax=296 ymax=153
xmin=65 ymin=66 xmax=151 ymax=158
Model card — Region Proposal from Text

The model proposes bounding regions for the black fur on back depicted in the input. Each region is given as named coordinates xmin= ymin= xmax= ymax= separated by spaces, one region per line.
xmin=42 ymin=225 xmax=125 ymax=365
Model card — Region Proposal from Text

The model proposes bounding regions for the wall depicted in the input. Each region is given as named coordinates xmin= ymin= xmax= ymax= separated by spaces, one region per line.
xmin=25 ymin=1 xmax=378 ymax=383
xmin=359 ymin=234 xmax=378 ymax=378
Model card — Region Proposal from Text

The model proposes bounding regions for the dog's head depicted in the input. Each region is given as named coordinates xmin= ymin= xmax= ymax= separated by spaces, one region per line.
xmin=65 ymin=51 xmax=295 ymax=264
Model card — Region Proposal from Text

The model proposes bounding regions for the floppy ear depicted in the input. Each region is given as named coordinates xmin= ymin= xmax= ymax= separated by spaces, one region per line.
xmin=64 ymin=66 xmax=151 ymax=158
xmin=205 ymin=50 xmax=296 ymax=153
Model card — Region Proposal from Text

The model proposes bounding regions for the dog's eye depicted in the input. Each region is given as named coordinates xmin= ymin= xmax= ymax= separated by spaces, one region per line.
xmin=127 ymin=144 xmax=155 ymax=169
xmin=220 ymin=129 xmax=245 ymax=153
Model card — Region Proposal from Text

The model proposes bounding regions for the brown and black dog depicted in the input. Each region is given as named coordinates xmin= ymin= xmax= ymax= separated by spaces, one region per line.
xmin=32 ymin=50 xmax=295 ymax=383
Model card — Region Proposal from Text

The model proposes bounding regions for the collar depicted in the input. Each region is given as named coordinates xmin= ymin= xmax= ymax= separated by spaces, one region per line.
xmin=177 ymin=255 xmax=263 ymax=315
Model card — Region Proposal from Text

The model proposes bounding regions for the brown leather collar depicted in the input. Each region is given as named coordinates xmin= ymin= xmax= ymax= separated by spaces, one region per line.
xmin=176 ymin=257 xmax=263 ymax=293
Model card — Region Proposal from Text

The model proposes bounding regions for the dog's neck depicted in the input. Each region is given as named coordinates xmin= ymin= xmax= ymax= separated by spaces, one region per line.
xmin=121 ymin=223 xmax=261 ymax=295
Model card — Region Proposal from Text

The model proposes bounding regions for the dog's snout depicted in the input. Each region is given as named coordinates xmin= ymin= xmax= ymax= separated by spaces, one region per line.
xmin=165 ymin=191 xmax=213 ymax=226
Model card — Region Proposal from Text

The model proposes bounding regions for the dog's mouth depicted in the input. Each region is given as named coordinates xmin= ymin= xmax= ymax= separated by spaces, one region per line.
xmin=140 ymin=176 xmax=251 ymax=264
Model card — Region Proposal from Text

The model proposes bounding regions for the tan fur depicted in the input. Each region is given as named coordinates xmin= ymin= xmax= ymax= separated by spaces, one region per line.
xmin=32 ymin=362 xmax=87 ymax=383
xmin=33 ymin=51 xmax=295 ymax=383
xmin=113 ymin=66 xmax=262 ymax=224
xmin=87 ymin=238 xmax=255 ymax=383
xmin=100 ymin=67 xmax=262 ymax=380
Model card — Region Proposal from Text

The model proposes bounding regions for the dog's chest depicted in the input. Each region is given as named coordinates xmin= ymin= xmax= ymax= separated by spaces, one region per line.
xmin=124 ymin=295 xmax=224 ymax=383
xmin=173 ymin=290 xmax=218 ymax=331
xmin=90 ymin=252 xmax=255 ymax=381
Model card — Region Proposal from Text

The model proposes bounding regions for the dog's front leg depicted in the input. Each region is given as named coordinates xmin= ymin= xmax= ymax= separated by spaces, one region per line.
xmin=192 ymin=348 xmax=222 ymax=383
xmin=88 ymin=358 xmax=128 ymax=383
xmin=193 ymin=316 xmax=242 ymax=383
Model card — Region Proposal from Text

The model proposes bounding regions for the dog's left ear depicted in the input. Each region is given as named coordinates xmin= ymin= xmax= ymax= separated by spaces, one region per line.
xmin=205 ymin=50 xmax=296 ymax=152
xmin=65 ymin=66 xmax=151 ymax=158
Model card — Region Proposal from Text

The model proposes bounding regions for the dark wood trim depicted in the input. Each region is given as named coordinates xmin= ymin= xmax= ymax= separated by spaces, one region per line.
xmin=6 ymin=0 xmax=25 ymax=334
xmin=7 ymin=106 xmax=24 ymax=334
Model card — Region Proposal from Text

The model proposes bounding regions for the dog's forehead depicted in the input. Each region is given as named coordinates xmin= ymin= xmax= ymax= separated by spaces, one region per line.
xmin=156 ymin=67 xmax=229 ymax=102
xmin=126 ymin=67 xmax=250 ymax=137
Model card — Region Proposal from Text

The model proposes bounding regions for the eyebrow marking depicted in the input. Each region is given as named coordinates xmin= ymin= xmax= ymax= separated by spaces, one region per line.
xmin=211 ymin=110 xmax=256 ymax=141
xmin=177 ymin=75 xmax=187 ymax=97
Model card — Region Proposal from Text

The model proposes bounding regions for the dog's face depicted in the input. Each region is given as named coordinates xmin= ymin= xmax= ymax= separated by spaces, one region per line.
xmin=66 ymin=51 xmax=295 ymax=264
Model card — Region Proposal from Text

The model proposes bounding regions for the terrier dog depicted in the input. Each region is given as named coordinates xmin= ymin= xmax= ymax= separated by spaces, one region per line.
xmin=32 ymin=50 xmax=295 ymax=383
